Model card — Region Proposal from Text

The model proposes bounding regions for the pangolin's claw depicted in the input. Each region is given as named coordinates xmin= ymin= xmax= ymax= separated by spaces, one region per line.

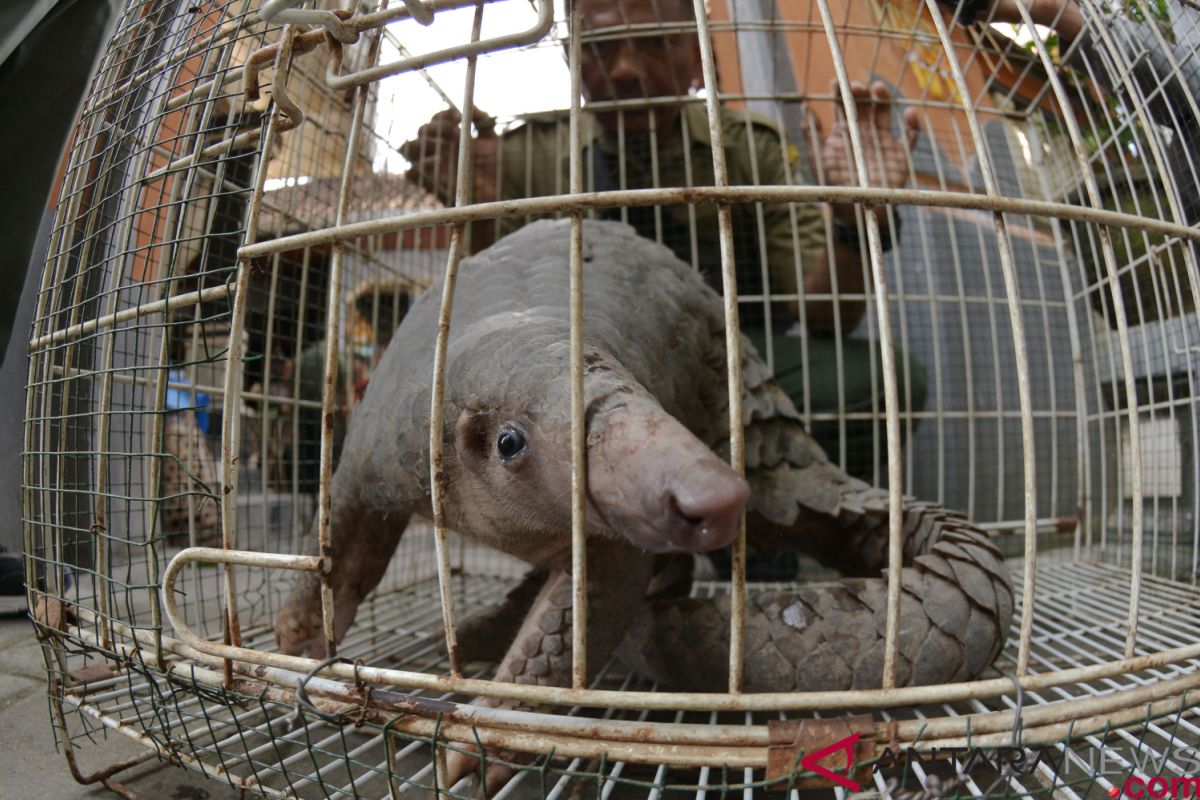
xmin=439 ymin=740 xmax=521 ymax=798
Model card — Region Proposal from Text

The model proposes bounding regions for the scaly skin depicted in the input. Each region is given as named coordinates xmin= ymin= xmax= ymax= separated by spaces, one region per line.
xmin=274 ymin=219 xmax=1013 ymax=788
xmin=443 ymin=540 xmax=655 ymax=789
xmin=623 ymin=493 xmax=1013 ymax=691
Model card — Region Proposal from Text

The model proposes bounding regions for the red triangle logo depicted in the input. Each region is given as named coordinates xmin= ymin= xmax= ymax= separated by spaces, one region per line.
xmin=800 ymin=732 xmax=863 ymax=791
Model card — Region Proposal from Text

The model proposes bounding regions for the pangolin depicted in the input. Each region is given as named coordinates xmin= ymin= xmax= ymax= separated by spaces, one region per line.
xmin=275 ymin=218 xmax=1013 ymax=699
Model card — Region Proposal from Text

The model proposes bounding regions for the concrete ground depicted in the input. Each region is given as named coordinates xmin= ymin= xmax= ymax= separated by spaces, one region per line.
xmin=0 ymin=609 xmax=240 ymax=800
xmin=0 ymin=516 xmax=511 ymax=800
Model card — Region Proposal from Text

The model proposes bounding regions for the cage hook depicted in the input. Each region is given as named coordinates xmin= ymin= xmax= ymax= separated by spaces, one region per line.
xmin=322 ymin=10 xmax=358 ymax=77
xmin=293 ymin=654 xmax=353 ymax=725
xmin=350 ymin=688 xmax=373 ymax=728
xmin=269 ymin=25 xmax=305 ymax=134
xmin=351 ymin=657 xmax=373 ymax=728
xmin=259 ymin=0 xmax=360 ymax=41
xmin=1007 ymin=672 xmax=1025 ymax=746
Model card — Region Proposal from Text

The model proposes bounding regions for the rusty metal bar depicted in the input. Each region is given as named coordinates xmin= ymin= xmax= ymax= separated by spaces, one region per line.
xmin=237 ymin=184 xmax=1200 ymax=261
xmin=259 ymin=0 xmax=365 ymax=38
xmin=289 ymin=247 xmax=313 ymax=556
xmin=313 ymin=21 xmax=377 ymax=657
xmin=45 ymin=112 xmax=117 ymax=635
xmin=133 ymin=10 xmax=248 ymax=662
xmin=144 ymin=21 xmax=259 ymax=642
xmin=257 ymin=250 xmax=280 ymax=567
xmin=567 ymin=0 xmax=587 ymax=691
xmin=690 ymin=0 xmax=747 ymax=695
xmin=44 ymin=362 xmax=327 ymax=411
xmin=86 ymin=18 xmax=242 ymax=116
xmin=811 ymin=0 xmax=904 ymax=690
xmin=163 ymin=0 xmax=503 ymax=115
xmin=1009 ymin=0 xmax=1145 ymax=660
xmin=164 ymin=547 xmax=328 ymax=580
xmin=23 ymin=113 xmax=86 ymax=580
xmin=37 ymin=47 xmax=152 ymax=624
xmin=324 ymin=0 xmax=554 ymax=90
xmin=99 ymin=591 xmax=1200 ymax=758
xmin=217 ymin=23 xmax=296 ymax=682
xmin=46 ymin=686 xmax=160 ymax=799
xmin=920 ymin=0 xmax=1040 ymax=677
xmin=86 ymin=131 xmax=161 ymax=651
xmin=143 ymin=24 xmax=250 ymax=658
xmin=158 ymin=549 xmax=1200 ymax=711
xmin=89 ymin=277 xmax=121 ymax=653
xmin=141 ymin=128 xmax=270 ymax=187
xmin=27 ymin=283 xmax=234 ymax=353
xmin=429 ymin=0 xmax=488 ymax=679
xmin=66 ymin=650 xmax=1200 ymax=775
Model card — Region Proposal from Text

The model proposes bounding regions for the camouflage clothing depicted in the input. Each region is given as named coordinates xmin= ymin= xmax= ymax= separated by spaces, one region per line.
xmin=487 ymin=102 xmax=824 ymax=330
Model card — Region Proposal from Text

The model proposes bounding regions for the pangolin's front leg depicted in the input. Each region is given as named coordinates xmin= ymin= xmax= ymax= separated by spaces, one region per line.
xmin=429 ymin=567 xmax=547 ymax=665
xmin=441 ymin=538 xmax=655 ymax=792
xmin=275 ymin=491 xmax=411 ymax=658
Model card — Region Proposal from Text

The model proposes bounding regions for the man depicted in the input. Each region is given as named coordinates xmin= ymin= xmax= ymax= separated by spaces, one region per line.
xmin=403 ymin=0 xmax=925 ymax=483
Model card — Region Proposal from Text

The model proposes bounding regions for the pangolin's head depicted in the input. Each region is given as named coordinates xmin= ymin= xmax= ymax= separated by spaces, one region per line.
xmin=445 ymin=319 xmax=747 ymax=555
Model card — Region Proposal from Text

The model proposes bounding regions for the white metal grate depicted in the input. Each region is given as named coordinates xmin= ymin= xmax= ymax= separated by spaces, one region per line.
xmin=52 ymin=561 xmax=1200 ymax=798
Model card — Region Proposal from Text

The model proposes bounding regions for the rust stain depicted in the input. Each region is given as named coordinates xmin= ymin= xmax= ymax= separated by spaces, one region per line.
xmin=1057 ymin=515 xmax=1079 ymax=534
xmin=70 ymin=663 xmax=116 ymax=684
xmin=765 ymin=714 xmax=875 ymax=786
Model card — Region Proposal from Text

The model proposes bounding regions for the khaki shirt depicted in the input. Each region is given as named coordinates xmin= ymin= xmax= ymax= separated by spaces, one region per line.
xmin=487 ymin=102 xmax=826 ymax=316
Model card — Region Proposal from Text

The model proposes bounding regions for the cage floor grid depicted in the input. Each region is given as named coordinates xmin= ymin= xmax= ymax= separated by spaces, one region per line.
xmin=55 ymin=560 xmax=1200 ymax=799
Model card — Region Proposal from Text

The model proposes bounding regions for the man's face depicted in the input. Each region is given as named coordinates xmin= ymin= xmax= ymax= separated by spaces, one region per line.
xmin=574 ymin=0 xmax=702 ymax=136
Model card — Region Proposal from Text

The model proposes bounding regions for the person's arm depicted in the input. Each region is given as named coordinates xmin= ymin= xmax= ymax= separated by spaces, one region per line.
xmin=801 ymin=81 xmax=921 ymax=334
xmin=755 ymin=126 xmax=866 ymax=334
xmin=801 ymin=237 xmax=870 ymax=334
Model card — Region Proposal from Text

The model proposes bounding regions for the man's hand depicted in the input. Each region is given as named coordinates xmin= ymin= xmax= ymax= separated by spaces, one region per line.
xmin=400 ymin=108 xmax=498 ymax=206
xmin=820 ymin=80 xmax=921 ymax=225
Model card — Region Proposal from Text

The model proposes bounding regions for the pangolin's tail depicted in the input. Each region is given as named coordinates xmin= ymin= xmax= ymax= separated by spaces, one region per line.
xmin=619 ymin=415 xmax=1015 ymax=692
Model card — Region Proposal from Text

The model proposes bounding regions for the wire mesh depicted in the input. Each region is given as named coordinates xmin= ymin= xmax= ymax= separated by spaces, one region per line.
xmin=20 ymin=0 xmax=1200 ymax=797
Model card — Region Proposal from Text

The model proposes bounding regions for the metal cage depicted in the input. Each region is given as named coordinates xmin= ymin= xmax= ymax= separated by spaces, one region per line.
xmin=21 ymin=0 xmax=1200 ymax=797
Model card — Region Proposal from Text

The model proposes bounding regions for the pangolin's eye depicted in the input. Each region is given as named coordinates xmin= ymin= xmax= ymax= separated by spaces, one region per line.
xmin=496 ymin=428 xmax=527 ymax=461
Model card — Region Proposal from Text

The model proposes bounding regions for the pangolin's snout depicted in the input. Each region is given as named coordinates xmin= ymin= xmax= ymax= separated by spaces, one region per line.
xmin=586 ymin=391 xmax=751 ymax=554
xmin=661 ymin=461 xmax=749 ymax=552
